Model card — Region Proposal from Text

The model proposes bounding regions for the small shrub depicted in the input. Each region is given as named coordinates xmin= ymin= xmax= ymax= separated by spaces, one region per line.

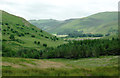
xmin=3 ymin=33 xmax=6 ymax=35
xmin=14 ymin=31 xmax=18 ymax=33
xmin=25 ymin=32 xmax=29 ymax=35
xmin=45 ymin=36 xmax=49 ymax=39
xmin=38 ymin=41 xmax=40 ymax=44
xmin=11 ymin=29 xmax=13 ymax=31
xmin=3 ymin=29 xmax=6 ymax=31
xmin=2 ymin=39 xmax=7 ymax=41
xmin=41 ymin=35 xmax=44 ymax=37
xmin=21 ymin=33 xmax=24 ymax=36
xmin=32 ymin=28 xmax=34 ymax=30
xmin=27 ymin=33 xmax=29 ymax=34
xmin=18 ymin=35 xmax=21 ymax=37
xmin=7 ymin=27 xmax=10 ymax=29
xmin=7 ymin=33 xmax=10 ymax=34
xmin=40 ymin=30 xmax=43 ymax=32
xmin=9 ymin=34 xmax=15 ymax=40
xmin=2 ymin=23 xmax=4 ymax=25
xmin=43 ymin=44 xmax=47 ymax=47
xmin=31 ymin=35 xmax=35 ymax=38
xmin=5 ymin=23 xmax=8 ymax=25
xmin=34 ymin=41 xmax=37 ymax=44
xmin=16 ymin=24 xmax=19 ymax=26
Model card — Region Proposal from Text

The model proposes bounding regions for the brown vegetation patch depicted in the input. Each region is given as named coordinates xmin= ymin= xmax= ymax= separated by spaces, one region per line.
xmin=32 ymin=60 xmax=67 ymax=68
xmin=2 ymin=60 xmax=69 ymax=69
xmin=2 ymin=62 xmax=22 ymax=68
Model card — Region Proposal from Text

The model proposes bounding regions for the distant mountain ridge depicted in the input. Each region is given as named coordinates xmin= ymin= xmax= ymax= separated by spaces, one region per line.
xmin=29 ymin=11 xmax=118 ymax=35
xmin=29 ymin=19 xmax=64 ymax=32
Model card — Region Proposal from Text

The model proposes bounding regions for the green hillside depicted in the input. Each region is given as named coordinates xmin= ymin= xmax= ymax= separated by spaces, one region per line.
xmin=30 ymin=12 xmax=118 ymax=35
xmin=29 ymin=19 xmax=64 ymax=32
xmin=1 ymin=10 xmax=64 ymax=57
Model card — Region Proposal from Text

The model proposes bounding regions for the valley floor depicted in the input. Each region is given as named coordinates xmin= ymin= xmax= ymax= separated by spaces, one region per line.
xmin=64 ymin=37 xmax=102 ymax=41
xmin=2 ymin=56 xmax=118 ymax=76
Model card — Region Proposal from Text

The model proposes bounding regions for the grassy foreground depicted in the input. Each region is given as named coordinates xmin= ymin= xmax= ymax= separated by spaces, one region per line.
xmin=2 ymin=56 xmax=118 ymax=76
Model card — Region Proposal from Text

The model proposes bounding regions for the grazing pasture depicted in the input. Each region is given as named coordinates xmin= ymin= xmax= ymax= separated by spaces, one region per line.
xmin=2 ymin=56 xmax=118 ymax=76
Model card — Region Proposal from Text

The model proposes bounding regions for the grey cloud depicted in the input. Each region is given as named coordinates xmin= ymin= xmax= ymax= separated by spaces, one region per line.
xmin=0 ymin=0 xmax=119 ymax=20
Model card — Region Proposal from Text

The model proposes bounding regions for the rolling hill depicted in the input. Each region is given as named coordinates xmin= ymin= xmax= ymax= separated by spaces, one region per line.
xmin=1 ymin=10 xmax=65 ymax=57
xmin=29 ymin=12 xmax=118 ymax=35
xmin=29 ymin=19 xmax=64 ymax=32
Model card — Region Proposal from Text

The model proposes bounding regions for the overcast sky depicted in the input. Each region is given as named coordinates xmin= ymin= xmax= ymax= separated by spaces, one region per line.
xmin=0 ymin=0 xmax=119 ymax=20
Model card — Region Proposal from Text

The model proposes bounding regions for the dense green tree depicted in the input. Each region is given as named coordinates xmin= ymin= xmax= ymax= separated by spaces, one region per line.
xmin=41 ymin=39 xmax=119 ymax=59
xmin=9 ymin=34 xmax=15 ymax=40
xmin=43 ymin=44 xmax=47 ymax=47
xmin=34 ymin=41 xmax=37 ymax=44
xmin=38 ymin=41 xmax=40 ymax=45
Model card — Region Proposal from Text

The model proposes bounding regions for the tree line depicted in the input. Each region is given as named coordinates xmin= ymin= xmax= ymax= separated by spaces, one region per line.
xmin=42 ymin=38 xmax=119 ymax=59
xmin=2 ymin=38 xmax=120 ymax=59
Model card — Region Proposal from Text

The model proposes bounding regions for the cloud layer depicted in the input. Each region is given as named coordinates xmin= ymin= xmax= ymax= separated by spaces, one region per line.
xmin=0 ymin=0 xmax=119 ymax=20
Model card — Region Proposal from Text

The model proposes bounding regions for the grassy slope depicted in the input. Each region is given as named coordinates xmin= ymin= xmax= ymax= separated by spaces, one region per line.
xmin=29 ymin=19 xmax=63 ymax=32
xmin=2 ymin=56 xmax=118 ymax=76
xmin=1 ymin=10 xmax=65 ymax=51
xmin=52 ymin=12 xmax=118 ymax=34
xmin=30 ymin=12 xmax=118 ymax=35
